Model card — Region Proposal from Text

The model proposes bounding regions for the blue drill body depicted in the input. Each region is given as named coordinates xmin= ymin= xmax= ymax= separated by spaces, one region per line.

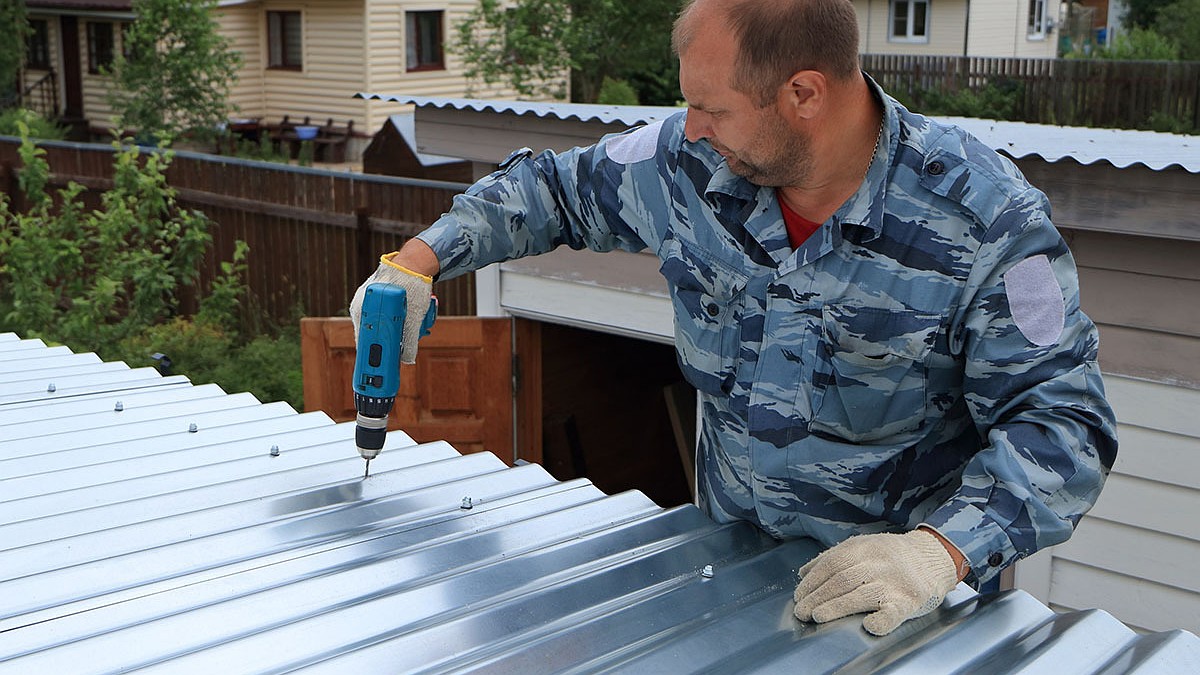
xmin=352 ymin=283 xmax=435 ymax=475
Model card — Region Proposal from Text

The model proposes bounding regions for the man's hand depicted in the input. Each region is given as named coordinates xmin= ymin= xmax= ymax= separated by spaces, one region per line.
xmin=349 ymin=251 xmax=434 ymax=364
xmin=793 ymin=529 xmax=960 ymax=636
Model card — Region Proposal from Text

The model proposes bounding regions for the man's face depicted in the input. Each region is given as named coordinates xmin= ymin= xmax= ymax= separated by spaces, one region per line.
xmin=678 ymin=22 xmax=811 ymax=188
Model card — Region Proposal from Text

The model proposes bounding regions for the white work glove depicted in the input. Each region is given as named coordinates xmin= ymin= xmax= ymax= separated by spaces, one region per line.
xmin=349 ymin=252 xmax=434 ymax=364
xmin=793 ymin=529 xmax=959 ymax=636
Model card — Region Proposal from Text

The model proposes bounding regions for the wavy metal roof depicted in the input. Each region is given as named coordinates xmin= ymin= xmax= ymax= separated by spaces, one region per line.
xmin=2 ymin=331 xmax=1199 ymax=673
xmin=356 ymin=94 xmax=1200 ymax=173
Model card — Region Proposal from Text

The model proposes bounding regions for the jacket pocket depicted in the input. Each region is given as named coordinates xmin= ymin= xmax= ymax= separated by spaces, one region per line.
xmin=810 ymin=304 xmax=941 ymax=443
xmin=659 ymin=240 xmax=749 ymax=396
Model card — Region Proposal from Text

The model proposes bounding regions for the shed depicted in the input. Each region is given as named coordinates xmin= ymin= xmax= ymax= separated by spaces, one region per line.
xmin=351 ymin=93 xmax=1200 ymax=634
xmin=362 ymin=113 xmax=473 ymax=183
xmin=3 ymin=333 xmax=1199 ymax=672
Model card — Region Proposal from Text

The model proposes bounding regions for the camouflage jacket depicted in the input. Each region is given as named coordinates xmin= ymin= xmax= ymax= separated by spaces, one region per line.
xmin=417 ymin=79 xmax=1118 ymax=586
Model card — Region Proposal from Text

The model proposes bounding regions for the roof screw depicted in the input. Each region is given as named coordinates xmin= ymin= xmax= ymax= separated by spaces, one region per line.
xmin=188 ymin=423 xmax=198 ymax=433
xmin=114 ymin=401 xmax=124 ymax=412
xmin=701 ymin=564 xmax=714 ymax=579
xmin=47 ymin=383 xmax=56 ymax=393
xmin=460 ymin=497 xmax=474 ymax=510
xmin=270 ymin=444 xmax=280 ymax=457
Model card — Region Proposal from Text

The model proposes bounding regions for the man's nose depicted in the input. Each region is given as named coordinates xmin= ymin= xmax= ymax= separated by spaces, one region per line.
xmin=684 ymin=109 xmax=711 ymax=143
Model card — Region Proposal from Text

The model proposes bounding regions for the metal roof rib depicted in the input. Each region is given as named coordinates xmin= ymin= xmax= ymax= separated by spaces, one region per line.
xmin=356 ymin=94 xmax=1200 ymax=173
xmin=1 ymin=336 xmax=1198 ymax=673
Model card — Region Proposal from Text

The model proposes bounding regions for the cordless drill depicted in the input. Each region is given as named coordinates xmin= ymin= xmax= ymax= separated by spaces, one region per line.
xmin=352 ymin=283 xmax=437 ymax=478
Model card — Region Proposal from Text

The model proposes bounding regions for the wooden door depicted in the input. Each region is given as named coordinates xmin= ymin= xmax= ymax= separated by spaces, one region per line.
xmin=301 ymin=316 xmax=513 ymax=458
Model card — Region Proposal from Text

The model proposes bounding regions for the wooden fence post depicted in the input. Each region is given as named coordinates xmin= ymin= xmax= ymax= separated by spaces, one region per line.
xmin=355 ymin=206 xmax=374 ymax=283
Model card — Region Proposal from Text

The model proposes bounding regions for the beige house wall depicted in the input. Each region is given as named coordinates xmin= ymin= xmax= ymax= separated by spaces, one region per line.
xmin=361 ymin=0 xmax=531 ymax=145
xmin=19 ymin=14 xmax=62 ymax=116
xmin=77 ymin=18 xmax=127 ymax=131
xmin=218 ymin=4 xmax=266 ymax=120
xmin=855 ymin=0 xmax=1059 ymax=57
xmin=855 ymin=0 xmax=968 ymax=56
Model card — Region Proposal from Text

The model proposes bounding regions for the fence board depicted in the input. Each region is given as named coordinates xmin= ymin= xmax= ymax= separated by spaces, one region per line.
xmin=0 ymin=137 xmax=476 ymax=324
xmin=862 ymin=54 xmax=1200 ymax=131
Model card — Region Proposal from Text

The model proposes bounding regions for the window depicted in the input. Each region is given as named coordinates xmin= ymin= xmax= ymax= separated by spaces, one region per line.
xmin=26 ymin=19 xmax=50 ymax=70
xmin=87 ymin=22 xmax=115 ymax=74
xmin=406 ymin=11 xmax=444 ymax=72
xmin=889 ymin=0 xmax=930 ymax=43
xmin=1028 ymin=0 xmax=1049 ymax=38
xmin=268 ymin=11 xmax=302 ymax=69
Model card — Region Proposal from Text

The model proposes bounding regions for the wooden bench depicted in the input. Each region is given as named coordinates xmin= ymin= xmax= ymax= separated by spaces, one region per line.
xmin=312 ymin=119 xmax=354 ymax=163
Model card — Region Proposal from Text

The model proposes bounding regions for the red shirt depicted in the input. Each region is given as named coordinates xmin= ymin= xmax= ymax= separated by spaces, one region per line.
xmin=777 ymin=189 xmax=822 ymax=249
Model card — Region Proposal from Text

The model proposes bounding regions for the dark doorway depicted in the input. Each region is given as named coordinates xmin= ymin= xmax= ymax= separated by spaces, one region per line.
xmin=60 ymin=17 xmax=85 ymax=136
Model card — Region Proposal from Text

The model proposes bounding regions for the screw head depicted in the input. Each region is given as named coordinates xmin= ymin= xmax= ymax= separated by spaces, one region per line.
xmin=47 ymin=383 xmax=56 ymax=393
xmin=701 ymin=564 xmax=714 ymax=578
xmin=270 ymin=444 xmax=280 ymax=457
xmin=188 ymin=423 xmax=198 ymax=433
xmin=114 ymin=401 xmax=124 ymax=412
xmin=460 ymin=497 xmax=474 ymax=510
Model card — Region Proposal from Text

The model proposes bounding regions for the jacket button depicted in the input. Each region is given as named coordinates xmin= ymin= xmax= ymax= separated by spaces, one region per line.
xmin=706 ymin=303 xmax=720 ymax=317
xmin=927 ymin=160 xmax=945 ymax=176
xmin=988 ymin=552 xmax=1004 ymax=567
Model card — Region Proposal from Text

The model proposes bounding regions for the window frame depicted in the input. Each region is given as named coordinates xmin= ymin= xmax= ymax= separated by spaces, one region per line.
xmin=405 ymin=10 xmax=445 ymax=73
xmin=267 ymin=10 xmax=303 ymax=70
xmin=86 ymin=21 xmax=115 ymax=74
xmin=26 ymin=19 xmax=51 ymax=70
xmin=1027 ymin=0 xmax=1049 ymax=40
xmin=888 ymin=0 xmax=931 ymax=44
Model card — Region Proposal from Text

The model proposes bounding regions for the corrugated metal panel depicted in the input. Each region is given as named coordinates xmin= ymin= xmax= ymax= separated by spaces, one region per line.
xmin=355 ymin=94 xmax=1200 ymax=173
xmin=2 ymin=332 xmax=1199 ymax=674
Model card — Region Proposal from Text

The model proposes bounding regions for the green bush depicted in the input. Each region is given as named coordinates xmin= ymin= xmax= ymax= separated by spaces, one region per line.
xmin=0 ymin=108 xmax=66 ymax=140
xmin=597 ymin=77 xmax=639 ymax=105
xmin=0 ymin=126 xmax=304 ymax=410
xmin=917 ymin=79 xmax=1023 ymax=121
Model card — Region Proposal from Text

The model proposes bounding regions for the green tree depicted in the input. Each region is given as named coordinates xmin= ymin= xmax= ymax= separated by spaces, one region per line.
xmin=0 ymin=0 xmax=30 ymax=98
xmin=1123 ymin=0 xmax=1174 ymax=28
xmin=1097 ymin=26 xmax=1180 ymax=59
xmin=455 ymin=0 xmax=680 ymax=105
xmin=106 ymin=0 xmax=241 ymax=143
xmin=1155 ymin=0 xmax=1200 ymax=60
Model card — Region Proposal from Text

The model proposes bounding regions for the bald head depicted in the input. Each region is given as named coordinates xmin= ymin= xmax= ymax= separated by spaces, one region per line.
xmin=673 ymin=0 xmax=861 ymax=107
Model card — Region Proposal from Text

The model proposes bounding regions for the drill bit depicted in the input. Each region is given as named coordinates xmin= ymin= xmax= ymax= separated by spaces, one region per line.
xmin=363 ymin=458 xmax=371 ymax=479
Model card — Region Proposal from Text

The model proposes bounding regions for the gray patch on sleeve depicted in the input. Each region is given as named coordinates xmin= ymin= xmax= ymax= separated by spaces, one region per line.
xmin=1004 ymin=254 xmax=1065 ymax=347
xmin=604 ymin=120 xmax=664 ymax=164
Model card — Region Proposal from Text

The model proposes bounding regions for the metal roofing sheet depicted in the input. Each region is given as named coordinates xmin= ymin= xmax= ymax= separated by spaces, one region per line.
xmin=357 ymin=94 xmax=1200 ymax=173
xmin=2 ymin=331 xmax=1199 ymax=673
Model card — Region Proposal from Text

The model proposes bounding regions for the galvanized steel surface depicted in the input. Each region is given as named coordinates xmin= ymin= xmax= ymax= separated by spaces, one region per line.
xmin=356 ymin=94 xmax=1200 ymax=173
xmin=2 ymin=333 xmax=1198 ymax=674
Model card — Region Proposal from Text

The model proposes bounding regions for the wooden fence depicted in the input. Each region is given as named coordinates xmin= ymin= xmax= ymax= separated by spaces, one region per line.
xmin=0 ymin=137 xmax=477 ymax=323
xmin=863 ymin=54 xmax=1200 ymax=131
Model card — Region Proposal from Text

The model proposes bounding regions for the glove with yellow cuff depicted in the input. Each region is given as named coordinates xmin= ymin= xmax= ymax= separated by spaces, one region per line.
xmin=348 ymin=252 xmax=434 ymax=364
xmin=793 ymin=529 xmax=961 ymax=636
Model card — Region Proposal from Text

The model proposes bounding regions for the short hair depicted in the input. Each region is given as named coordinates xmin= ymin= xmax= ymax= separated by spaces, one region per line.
xmin=673 ymin=0 xmax=861 ymax=107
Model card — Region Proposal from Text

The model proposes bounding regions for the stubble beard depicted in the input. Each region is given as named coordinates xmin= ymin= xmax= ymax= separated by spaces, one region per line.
xmin=722 ymin=110 xmax=812 ymax=189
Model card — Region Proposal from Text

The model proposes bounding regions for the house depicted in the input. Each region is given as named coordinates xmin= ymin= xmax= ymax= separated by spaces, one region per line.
xmin=18 ymin=0 xmax=543 ymax=156
xmin=853 ymin=0 xmax=1061 ymax=58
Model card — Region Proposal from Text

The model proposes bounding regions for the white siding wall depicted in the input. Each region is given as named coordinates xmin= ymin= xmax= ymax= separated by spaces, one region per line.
xmin=966 ymin=1 xmax=1021 ymax=56
xmin=1015 ymin=374 xmax=1200 ymax=634
xmin=855 ymin=0 xmax=968 ymax=55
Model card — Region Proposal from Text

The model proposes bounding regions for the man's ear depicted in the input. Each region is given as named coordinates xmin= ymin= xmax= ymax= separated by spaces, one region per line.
xmin=782 ymin=70 xmax=826 ymax=121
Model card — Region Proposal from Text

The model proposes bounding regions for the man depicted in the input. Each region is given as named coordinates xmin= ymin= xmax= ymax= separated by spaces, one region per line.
xmin=351 ymin=0 xmax=1117 ymax=636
